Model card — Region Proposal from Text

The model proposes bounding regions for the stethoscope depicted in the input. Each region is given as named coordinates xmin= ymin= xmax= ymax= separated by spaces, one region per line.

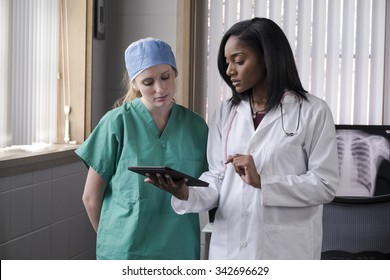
xmin=219 ymin=93 xmax=302 ymax=182
xmin=280 ymin=97 xmax=302 ymax=137
xmin=226 ymin=93 xmax=302 ymax=141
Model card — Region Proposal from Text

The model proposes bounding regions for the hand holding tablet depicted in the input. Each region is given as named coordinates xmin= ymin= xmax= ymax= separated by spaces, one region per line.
xmin=128 ymin=166 xmax=209 ymax=187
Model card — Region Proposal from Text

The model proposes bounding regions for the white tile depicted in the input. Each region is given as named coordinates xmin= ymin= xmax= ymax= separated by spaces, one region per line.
xmin=70 ymin=174 xmax=86 ymax=215
xmin=0 ymin=176 xmax=11 ymax=193
xmin=69 ymin=214 xmax=86 ymax=258
xmin=0 ymin=192 xmax=11 ymax=243
xmin=69 ymin=161 xmax=85 ymax=174
xmin=52 ymin=163 xmax=73 ymax=178
xmin=33 ymin=168 xmax=52 ymax=183
xmin=10 ymin=187 xmax=33 ymax=238
xmin=51 ymin=178 xmax=70 ymax=223
xmin=31 ymin=227 xmax=51 ymax=260
xmin=51 ymin=220 xmax=70 ymax=260
xmin=32 ymin=182 xmax=52 ymax=230
xmin=0 ymin=235 xmax=32 ymax=260
xmin=73 ymin=248 xmax=96 ymax=260
xmin=11 ymin=172 xmax=32 ymax=189
xmin=83 ymin=212 xmax=96 ymax=250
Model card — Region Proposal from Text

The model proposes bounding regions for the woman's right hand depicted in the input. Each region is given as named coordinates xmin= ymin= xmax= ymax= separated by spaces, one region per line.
xmin=145 ymin=173 xmax=189 ymax=200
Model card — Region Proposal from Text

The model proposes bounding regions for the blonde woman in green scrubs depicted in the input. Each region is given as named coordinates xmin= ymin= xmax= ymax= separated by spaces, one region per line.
xmin=75 ymin=38 xmax=208 ymax=260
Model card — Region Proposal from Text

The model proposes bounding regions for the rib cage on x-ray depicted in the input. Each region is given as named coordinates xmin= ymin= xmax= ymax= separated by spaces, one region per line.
xmin=336 ymin=130 xmax=390 ymax=196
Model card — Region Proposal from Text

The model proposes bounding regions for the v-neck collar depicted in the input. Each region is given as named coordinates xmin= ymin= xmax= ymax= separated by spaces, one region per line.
xmin=131 ymin=98 xmax=176 ymax=139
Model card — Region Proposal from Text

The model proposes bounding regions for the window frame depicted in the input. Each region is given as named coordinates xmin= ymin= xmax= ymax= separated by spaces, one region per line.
xmin=175 ymin=0 xmax=208 ymax=118
xmin=58 ymin=0 xmax=93 ymax=143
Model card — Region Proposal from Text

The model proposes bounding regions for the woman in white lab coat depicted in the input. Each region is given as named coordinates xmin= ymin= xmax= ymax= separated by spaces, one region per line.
xmin=147 ymin=17 xmax=339 ymax=259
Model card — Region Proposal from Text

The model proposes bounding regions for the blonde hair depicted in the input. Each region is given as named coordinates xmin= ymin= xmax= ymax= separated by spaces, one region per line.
xmin=113 ymin=73 xmax=141 ymax=108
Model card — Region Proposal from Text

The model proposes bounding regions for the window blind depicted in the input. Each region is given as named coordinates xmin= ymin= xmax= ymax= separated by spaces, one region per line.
xmin=206 ymin=0 xmax=389 ymax=125
xmin=0 ymin=0 xmax=59 ymax=148
xmin=0 ymin=0 xmax=11 ymax=148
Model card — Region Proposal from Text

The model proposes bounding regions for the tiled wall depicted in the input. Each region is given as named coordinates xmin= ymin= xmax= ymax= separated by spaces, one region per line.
xmin=0 ymin=161 xmax=96 ymax=260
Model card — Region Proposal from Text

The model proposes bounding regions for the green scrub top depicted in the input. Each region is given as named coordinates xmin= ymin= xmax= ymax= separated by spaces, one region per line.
xmin=75 ymin=99 xmax=208 ymax=260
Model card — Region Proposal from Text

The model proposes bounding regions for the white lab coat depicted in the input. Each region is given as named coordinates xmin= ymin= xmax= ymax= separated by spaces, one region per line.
xmin=172 ymin=92 xmax=339 ymax=259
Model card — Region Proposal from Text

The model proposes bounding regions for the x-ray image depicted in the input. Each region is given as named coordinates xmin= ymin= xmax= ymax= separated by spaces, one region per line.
xmin=336 ymin=128 xmax=390 ymax=197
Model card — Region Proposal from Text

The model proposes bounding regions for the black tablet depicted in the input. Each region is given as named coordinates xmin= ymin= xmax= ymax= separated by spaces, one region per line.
xmin=128 ymin=166 xmax=209 ymax=187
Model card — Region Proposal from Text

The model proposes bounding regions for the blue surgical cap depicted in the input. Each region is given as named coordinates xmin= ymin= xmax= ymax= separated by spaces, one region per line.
xmin=124 ymin=37 xmax=177 ymax=81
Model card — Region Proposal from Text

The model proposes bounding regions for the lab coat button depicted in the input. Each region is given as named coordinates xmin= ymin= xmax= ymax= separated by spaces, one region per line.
xmin=240 ymin=241 xmax=248 ymax=247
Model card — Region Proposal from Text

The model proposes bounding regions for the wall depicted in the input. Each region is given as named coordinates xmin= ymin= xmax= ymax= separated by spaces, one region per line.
xmin=0 ymin=161 xmax=95 ymax=259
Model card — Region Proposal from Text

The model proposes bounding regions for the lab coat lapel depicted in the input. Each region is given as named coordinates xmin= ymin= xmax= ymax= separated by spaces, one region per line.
xmin=235 ymin=99 xmax=282 ymax=138
xmin=255 ymin=91 xmax=299 ymax=134
xmin=235 ymin=99 xmax=256 ymax=133
xmin=256 ymin=106 xmax=281 ymax=133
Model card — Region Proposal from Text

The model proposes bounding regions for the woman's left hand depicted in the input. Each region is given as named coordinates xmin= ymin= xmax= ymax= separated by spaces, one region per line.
xmin=145 ymin=173 xmax=190 ymax=200
xmin=225 ymin=154 xmax=261 ymax=189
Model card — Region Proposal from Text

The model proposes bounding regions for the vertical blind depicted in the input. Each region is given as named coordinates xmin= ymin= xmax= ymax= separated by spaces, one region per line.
xmin=0 ymin=0 xmax=59 ymax=149
xmin=0 ymin=0 xmax=10 ymax=148
xmin=206 ymin=0 xmax=389 ymax=125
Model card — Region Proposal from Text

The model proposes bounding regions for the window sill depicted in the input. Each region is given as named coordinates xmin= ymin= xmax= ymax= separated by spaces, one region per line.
xmin=0 ymin=144 xmax=80 ymax=177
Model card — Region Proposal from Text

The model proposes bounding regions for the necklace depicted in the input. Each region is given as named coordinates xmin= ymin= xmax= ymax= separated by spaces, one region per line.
xmin=250 ymin=94 xmax=267 ymax=119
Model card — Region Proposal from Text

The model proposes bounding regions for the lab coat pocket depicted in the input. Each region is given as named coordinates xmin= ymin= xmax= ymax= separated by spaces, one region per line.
xmin=265 ymin=143 xmax=306 ymax=175
xmin=263 ymin=224 xmax=312 ymax=259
